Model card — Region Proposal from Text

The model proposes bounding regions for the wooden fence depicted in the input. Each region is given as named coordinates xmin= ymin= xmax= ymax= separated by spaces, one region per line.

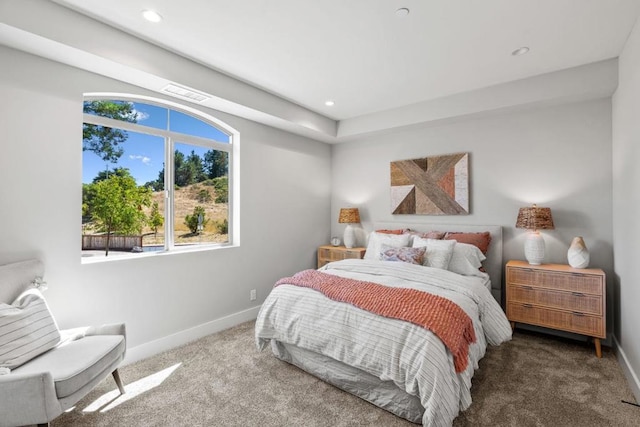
xmin=82 ymin=235 xmax=143 ymax=251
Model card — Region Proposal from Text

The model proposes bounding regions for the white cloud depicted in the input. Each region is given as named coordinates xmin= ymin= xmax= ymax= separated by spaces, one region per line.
xmin=129 ymin=154 xmax=151 ymax=165
xmin=131 ymin=109 xmax=149 ymax=121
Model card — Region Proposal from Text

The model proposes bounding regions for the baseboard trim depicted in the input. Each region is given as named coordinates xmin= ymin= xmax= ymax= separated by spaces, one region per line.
xmin=123 ymin=305 xmax=262 ymax=365
xmin=613 ymin=335 xmax=640 ymax=403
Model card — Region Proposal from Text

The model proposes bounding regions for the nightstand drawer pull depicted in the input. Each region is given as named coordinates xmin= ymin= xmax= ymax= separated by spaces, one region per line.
xmin=522 ymin=286 xmax=533 ymax=291
xmin=522 ymin=304 xmax=533 ymax=308
xmin=571 ymin=292 xmax=585 ymax=297
xmin=572 ymin=311 xmax=585 ymax=317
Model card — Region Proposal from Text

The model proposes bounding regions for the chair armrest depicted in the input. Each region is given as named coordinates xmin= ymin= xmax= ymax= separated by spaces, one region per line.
xmin=85 ymin=323 xmax=127 ymax=358
xmin=84 ymin=322 xmax=126 ymax=339
xmin=0 ymin=371 xmax=61 ymax=427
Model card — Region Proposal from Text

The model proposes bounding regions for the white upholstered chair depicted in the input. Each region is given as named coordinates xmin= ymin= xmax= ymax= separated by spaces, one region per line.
xmin=0 ymin=259 xmax=126 ymax=427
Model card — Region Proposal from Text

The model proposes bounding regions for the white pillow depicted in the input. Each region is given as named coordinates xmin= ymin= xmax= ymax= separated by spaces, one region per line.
xmin=412 ymin=237 xmax=456 ymax=270
xmin=0 ymin=288 xmax=60 ymax=369
xmin=448 ymin=243 xmax=487 ymax=277
xmin=364 ymin=232 xmax=411 ymax=260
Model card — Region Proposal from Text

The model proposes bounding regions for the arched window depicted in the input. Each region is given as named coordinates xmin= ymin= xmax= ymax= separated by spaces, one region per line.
xmin=81 ymin=95 xmax=237 ymax=259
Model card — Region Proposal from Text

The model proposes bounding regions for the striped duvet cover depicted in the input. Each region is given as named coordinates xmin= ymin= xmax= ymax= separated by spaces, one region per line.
xmin=255 ymin=259 xmax=512 ymax=426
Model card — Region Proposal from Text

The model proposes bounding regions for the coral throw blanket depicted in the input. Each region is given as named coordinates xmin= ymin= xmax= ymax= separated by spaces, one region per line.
xmin=275 ymin=269 xmax=476 ymax=373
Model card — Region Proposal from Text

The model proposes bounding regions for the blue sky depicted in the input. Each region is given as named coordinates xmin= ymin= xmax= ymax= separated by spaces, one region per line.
xmin=82 ymin=102 xmax=229 ymax=185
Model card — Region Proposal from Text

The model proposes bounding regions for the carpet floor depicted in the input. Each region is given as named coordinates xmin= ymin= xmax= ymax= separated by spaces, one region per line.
xmin=53 ymin=321 xmax=639 ymax=426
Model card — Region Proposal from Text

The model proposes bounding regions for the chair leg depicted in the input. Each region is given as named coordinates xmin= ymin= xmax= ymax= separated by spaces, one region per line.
xmin=112 ymin=369 xmax=126 ymax=395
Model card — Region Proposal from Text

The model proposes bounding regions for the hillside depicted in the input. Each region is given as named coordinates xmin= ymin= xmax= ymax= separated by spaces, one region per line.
xmin=144 ymin=182 xmax=228 ymax=246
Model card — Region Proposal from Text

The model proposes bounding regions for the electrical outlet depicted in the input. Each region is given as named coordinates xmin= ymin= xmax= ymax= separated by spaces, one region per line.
xmin=250 ymin=289 xmax=257 ymax=301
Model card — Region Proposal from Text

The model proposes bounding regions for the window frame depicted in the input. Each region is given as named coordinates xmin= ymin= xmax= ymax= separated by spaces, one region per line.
xmin=82 ymin=93 xmax=239 ymax=259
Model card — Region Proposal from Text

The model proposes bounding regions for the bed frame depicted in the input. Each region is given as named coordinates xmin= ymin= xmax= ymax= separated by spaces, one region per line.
xmin=270 ymin=224 xmax=504 ymax=423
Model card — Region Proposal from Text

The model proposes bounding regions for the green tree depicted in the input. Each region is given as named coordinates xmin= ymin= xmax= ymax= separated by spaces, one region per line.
xmin=92 ymin=167 xmax=133 ymax=183
xmin=147 ymin=162 xmax=165 ymax=192
xmin=186 ymin=150 xmax=207 ymax=182
xmin=148 ymin=201 xmax=164 ymax=237
xmin=83 ymin=101 xmax=138 ymax=168
xmin=84 ymin=169 xmax=135 ymax=224
xmin=203 ymin=150 xmax=228 ymax=178
xmin=175 ymin=150 xmax=206 ymax=187
xmin=174 ymin=151 xmax=191 ymax=187
xmin=82 ymin=183 xmax=97 ymax=224
xmin=216 ymin=218 xmax=228 ymax=234
xmin=184 ymin=206 xmax=209 ymax=235
xmin=197 ymin=189 xmax=212 ymax=203
xmin=90 ymin=174 xmax=151 ymax=256
xmin=211 ymin=176 xmax=228 ymax=203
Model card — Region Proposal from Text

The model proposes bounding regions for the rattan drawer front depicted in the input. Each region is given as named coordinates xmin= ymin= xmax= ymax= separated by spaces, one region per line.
xmin=507 ymin=303 xmax=604 ymax=338
xmin=343 ymin=251 xmax=363 ymax=260
xmin=508 ymin=268 xmax=602 ymax=295
xmin=508 ymin=285 xmax=602 ymax=316
xmin=318 ymin=248 xmax=341 ymax=262
xmin=317 ymin=246 xmax=366 ymax=268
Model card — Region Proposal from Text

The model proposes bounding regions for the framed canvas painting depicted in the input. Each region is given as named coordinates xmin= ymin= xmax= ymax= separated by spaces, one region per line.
xmin=390 ymin=152 xmax=469 ymax=215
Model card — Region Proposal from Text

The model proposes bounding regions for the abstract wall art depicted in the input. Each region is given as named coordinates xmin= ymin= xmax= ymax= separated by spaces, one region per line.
xmin=390 ymin=152 xmax=469 ymax=215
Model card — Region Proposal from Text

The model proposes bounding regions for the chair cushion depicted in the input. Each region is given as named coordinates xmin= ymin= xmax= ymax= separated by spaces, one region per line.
xmin=0 ymin=288 xmax=61 ymax=369
xmin=13 ymin=335 xmax=125 ymax=398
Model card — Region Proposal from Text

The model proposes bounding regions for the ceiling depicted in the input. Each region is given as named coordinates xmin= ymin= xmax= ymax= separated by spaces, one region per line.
xmin=50 ymin=0 xmax=640 ymax=121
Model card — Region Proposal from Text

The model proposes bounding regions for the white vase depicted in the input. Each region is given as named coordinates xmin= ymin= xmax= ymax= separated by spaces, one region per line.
xmin=524 ymin=231 xmax=545 ymax=265
xmin=568 ymin=236 xmax=589 ymax=268
xmin=343 ymin=224 xmax=356 ymax=248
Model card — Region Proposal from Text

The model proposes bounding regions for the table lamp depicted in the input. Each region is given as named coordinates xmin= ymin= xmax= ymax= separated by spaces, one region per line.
xmin=338 ymin=208 xmax=360 ymax=249
xmin=516 ymin=204 xmax=554 ymax=265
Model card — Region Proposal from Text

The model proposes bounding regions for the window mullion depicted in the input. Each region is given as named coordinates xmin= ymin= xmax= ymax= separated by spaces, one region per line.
xmin=83 ymin=114 xmax=230 ymax=151
xmin=166 ymin=136 xmax=175 ymax=250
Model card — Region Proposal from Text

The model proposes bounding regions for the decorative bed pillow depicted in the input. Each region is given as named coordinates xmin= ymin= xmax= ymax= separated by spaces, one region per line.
xmin=380 ymin=245 xmax=426 ymax=265
xmin=364 ymin=232 xmax=411 ymax=260
xmin=403 ymin=230 xmax=445 ymax=241
xmin=444 ymin=232 xmax=492 ymax=255
xmin=375 ymin=229 xmax=407 ymax=235
xmin=418 ymin=231 xmax=446 ymax=240
xmin=447 ymin=243 xmax=487 ymax=277
xmin=412 ymin=237 xmax=456 ymax=269
xmin=0 ymin=288 xmax=60 ymax=369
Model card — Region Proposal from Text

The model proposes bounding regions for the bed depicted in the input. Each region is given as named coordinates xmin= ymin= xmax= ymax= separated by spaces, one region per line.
xmin=255 ymin=224 xmax=512 ymax=426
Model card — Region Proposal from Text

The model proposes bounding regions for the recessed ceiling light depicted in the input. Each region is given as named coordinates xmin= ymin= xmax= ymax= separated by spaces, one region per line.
xmin=142 ymin=10 xmax=163 ymax=23
xmin=395 ymin=8 xmax=410 ymax=17
xmin=511 ymin=46 xmax=530 ymax=56
xmin=325 ymin=100 xmax=335 ymax=107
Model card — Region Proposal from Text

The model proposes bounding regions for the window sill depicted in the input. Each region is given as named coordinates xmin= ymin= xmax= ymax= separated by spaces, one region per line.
xmin=80 ymin=242 xmax=237 ymax=264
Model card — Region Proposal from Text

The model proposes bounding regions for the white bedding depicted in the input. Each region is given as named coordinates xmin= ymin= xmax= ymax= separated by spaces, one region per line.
xmin=255 ymin=259 xmax=512 ymax=426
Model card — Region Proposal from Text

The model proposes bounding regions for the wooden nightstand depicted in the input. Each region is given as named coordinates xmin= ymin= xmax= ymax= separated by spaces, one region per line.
xmin=317 ymin=245 xmax=366 ymax=268
xmin=505 ymin=260 xmax=606 ymax=357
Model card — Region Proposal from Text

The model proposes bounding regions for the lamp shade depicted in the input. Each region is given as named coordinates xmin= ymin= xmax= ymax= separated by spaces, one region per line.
xmin=515 ymin=204 xmax=554 ymax=231
xmin=338 ymin=208 xmax=360 ymax=224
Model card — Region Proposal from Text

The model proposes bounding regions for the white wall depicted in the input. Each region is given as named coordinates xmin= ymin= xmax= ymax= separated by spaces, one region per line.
xmin=331 ymin=99 xmax=614 ymax=339
xmin=0 ymin=46 xmax=331 ymax=362
xmin=612 ymin=16 xmax=640 ymax=400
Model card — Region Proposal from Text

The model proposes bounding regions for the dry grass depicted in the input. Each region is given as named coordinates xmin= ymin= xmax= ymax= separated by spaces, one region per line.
xmin=85 ymin=183 xmax=228 ymax=246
